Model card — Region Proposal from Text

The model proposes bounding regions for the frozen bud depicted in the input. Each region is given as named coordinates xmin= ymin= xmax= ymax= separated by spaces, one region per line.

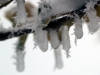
xmin=87 ymin=10 xmax=100 ymax=34
xmin=35 ymin=26 xmax=48 ymax=52
xmin=74 ymin=18 xmax=83 ymax=39
xmin=49 ymin=30 xmax=60 ymax=49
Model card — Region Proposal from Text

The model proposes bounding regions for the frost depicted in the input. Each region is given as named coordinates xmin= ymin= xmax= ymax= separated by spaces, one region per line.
xmin=54 ymin=46 xmax=63 ymax=69
xmin=85 ymin=0 xmax=99 ymax=12
xmin=49 ymin=30 xmax=60 ymax=49
xmin=35 ymin=26 xmax=48 ymax=52
xmin=84 ymin=0 xmax=100 ymax=33
xmin=61 ymin=26 xmax=71 ymax=58
xmin=86 ymin=10 xmax=100 ymax=34
xmin=38 ymin=0 xmax=52 ymax=23
xmin=74 ymin=18 xmax=83 ymax=39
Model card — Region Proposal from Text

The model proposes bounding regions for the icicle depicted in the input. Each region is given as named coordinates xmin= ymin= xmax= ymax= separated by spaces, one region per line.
xmin=86 ymin=10 xmax=100 ymax=34
xmin=13 ymin=39 xmax=25 ymax=72
xmin=35 ymin=26 xmax=48 ymax=52
xmin=74 ymin=18 xmax=83 ymax=39
xmin=61 ymin=26 xmax=71 ymax=58
xmin=49 ymin=30 xmax=60 ymax=49
xmin=16 ymin=50 xmax=25 ymax=72
xmin=15 ymin=0 xmax=27 ymax=26
xmin=54 ymin=46 xmax=63 ymax=69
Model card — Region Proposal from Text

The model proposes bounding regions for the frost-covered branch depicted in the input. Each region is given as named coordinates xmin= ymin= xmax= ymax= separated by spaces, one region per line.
xmin=0 ymin=0 xmax=100 ymax=41
xmin=0 ymin=15 xmax=73 ymax=41
xmin=0 ymin=27 xmax=35 ymax=41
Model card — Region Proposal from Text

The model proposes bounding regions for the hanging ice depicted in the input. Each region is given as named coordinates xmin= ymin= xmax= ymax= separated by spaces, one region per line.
xmin=35 ymin=26 xmax=48 ymax=52
xmin=54 ymin=46 xmax=63 ymax=69
xmin=14 ymin=50 xmax=25 ymax=72
xmin=87 ymin=10 xmax=100 ymax=34
xmin=49 ymin=30 xmax=60 ymax=49
xmin=74 ymin=18 xmax=83 ymax=39
xmin=15 ymin=0 xmax=27 ymax=26
xmin=61 ymin=26 xmax=71 ymax=58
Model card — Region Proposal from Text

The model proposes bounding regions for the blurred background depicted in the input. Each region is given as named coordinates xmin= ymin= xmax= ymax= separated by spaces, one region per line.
xmin=0 ymin=0 xmax=100 ymax=75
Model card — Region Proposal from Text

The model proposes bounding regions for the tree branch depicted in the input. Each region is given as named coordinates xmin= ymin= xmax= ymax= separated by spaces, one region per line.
xmin=0 ymin=0 xmax=99 ymax=41
xmin=0 ymin=27 xmax=34 ymax=41
xmin=0 ymin=0 xmax=13 ymax=8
